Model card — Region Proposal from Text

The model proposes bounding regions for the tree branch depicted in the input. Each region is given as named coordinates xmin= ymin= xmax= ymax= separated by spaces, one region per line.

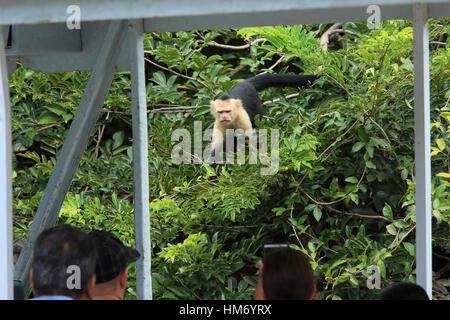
xmin=206 ymin=38 xmax=266 ymax=50
xmin=262 ymin=93 xmax=300 ymax=106
xmin=258 ymin=55 xmax=286 ymax=75
xmin=327 ymin=206 xmax=391 ymax=222
xmin=320 ymin=23 xmax=343 ymax=52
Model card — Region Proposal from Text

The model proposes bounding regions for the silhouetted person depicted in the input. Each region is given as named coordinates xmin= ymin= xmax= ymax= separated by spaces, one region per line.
xmin=380 ymin=282 xmax=429 ymax=300
xmin=255 ymin=247 xmax=316 ymax=300
xmin=30 ymin=224 xmax=97 ymax=300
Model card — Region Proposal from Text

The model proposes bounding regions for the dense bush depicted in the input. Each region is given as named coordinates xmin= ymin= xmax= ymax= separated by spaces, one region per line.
xmin=10 ymin=19 xmax=449 ymax=300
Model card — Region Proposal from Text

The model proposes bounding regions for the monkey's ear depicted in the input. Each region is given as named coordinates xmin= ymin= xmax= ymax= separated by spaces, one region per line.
xmin=210 ymin=100 xmax=217 ymax=113
xmin=233 ymin=99 xmax=242 ymax=109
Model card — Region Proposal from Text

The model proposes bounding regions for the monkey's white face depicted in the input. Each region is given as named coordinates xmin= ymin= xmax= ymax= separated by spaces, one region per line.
xmin=217 ymin=108 xmax=233 ymax=123
xmin=211 ymin=99 xmax=240 ymax=124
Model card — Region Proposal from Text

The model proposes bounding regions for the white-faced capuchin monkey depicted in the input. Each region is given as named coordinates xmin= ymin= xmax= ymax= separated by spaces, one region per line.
xmin=209 ymin=73 xmax=317 ymax=163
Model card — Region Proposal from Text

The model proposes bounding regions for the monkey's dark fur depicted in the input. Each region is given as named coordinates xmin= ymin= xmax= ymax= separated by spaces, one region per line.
xmin=208 ymin=73 xmax=317 ymax=178
xmin=217 ymin=73 xmax=317 ymax=127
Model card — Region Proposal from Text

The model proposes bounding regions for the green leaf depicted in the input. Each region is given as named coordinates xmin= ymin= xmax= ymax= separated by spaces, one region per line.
xmin=330 ymin=177 xmax=338 ymax=193
xmin=349 ymin=276 xmax=359 ymax=287
xmin=376 ymin=260 xmax=386 ymax=279
xmin=352 ymin=142 xmax=366 ymax=153
xmin=112 ymin=131 xmax=125 ymax=150
xmin=152 ymin=71 xmax=166 ymax=86
xmin=437 ymin=172 xmax=450 ymax=179
xmin=330 ymin=259 xmax=347 ymax=270
xmin=440 ymin=111 xmax=450 ymax=123
xmin=192 ymin=106 xmax=211 ymax=117
xmin=382 ymin=204 xmax=393 ymax=220
xmin=298 ymin=215 xmax=308 ymax=225
xmin=365 ymin=161 xmax=376 ymax=169
xmin=386 ymin=224 xmax=396 ymax=235
xmin=307 ymin=241 xmax=315 ymax=253
xmin=436 ymin=138 xmax=446 ymax=151
xmin=38 ymin=111 xmax=61 ymax=124
xmin=345 ymin=176 xmax=358 ymax=184
xmin=370 ymin=137 xmax=389 ymax=148
xmin=393 ymin=220 xmax=409 ymax=229
xmin=403 ymin=242 xmax=415 ymax=256
xmin=313 ymin=206 xmax=322 ymax=222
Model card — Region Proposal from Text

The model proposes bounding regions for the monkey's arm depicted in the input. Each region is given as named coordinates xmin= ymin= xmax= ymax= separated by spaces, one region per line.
xmin=210 ymin=122 xmax=225 ymax=163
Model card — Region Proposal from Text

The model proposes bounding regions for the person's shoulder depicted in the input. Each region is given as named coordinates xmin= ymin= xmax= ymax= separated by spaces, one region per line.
xmin=31 ymin=295 xmax=74 ymax=300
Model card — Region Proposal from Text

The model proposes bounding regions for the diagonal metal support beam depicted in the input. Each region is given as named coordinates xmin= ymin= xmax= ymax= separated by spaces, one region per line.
xmin=412 ymin=3 xmax=432 ymax=298
xmin=14 ymin=20 xmax=128 ymax=291
xmin=129 ymin=19 xmax=152 ymax=300
xmin=0 ymin=26 xmax=14 ymax=300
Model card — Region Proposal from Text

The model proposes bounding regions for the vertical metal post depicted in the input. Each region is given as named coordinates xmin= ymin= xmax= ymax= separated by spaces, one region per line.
xmin=0 ymin=25 xmax=14 ymax=300
xmin=129 ymin=19 xmax=152 ymax=300
xmin=14 ymin=20 xmax=128 ymax=291
xmin=412 ymin=3 xmax=432 ymax=298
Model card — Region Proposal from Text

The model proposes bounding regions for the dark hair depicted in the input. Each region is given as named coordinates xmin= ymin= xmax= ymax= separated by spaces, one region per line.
xmin=380 ymin=282 xmax=429 ymax=300
xmin=217 ymin=94 xmax=232 ymax=101
xmin=262 ymin=248 xmax=315 ymax=300
xmin=31 ymin=224 xmax=97 ymax=299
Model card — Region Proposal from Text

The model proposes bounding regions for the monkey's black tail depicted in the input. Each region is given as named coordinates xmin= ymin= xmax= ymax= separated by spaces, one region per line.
xmin=246 ymin=73 xmax=318 ymax=91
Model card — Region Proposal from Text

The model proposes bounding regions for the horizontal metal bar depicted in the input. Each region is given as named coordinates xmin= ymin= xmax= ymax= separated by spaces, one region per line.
xmin=5 ymin=22 xmax=130 ymax=73
xmin=0 ymin=0 xmax=448 ymax=27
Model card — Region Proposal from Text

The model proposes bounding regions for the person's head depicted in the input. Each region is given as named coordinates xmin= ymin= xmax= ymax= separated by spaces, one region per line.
xmin=380 ymin=282 xmax=429 ymax=300
xmin=89 ymin=230 xmax=140 ymax=300
xmin=262 ymin=247 xmax=316 ymax=300
xmin=30 ymin=224 xmax=97 ymax=299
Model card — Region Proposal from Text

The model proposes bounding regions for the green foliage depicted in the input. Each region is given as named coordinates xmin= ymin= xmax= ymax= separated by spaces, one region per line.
xmin=10 ymin=20 xmax=450 ymax=300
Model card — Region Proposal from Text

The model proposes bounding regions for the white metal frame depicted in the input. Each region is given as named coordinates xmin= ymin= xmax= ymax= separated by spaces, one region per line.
xmin=13 ymin=20 xmax=128 ymax=291
xmin=1 ymin=0 xmax=448 ymax=300
xmin=129 ymin=19 xmax=152 ymax=300
xmin=412 ymin=3 xmax=432 ymax=296
xmin=0 ymin=25 xmax=13 ymax=300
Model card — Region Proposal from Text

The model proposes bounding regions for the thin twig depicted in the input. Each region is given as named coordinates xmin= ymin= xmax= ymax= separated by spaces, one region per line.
xmin=174 ymin=276 xmax=202 ymax=299
xmin=94 ymin=111 xmax=109 ymax=160
xmin=389 ymin=225 xmax=416 ymax=252
xmin=327 ymin=207 xmax=391 ymax=222
xmin=258 ymin=55 xmax=286 ymax=75
xmin=318 ymin=119 xmax=359 ymax=159
xmin=288 ymin=174 xmax=315 ymax=263
xmin=431 ymin=86 xmax=450 ymax=101
xmin=206 ymin=38 xmax=266 ymax=50
xmin=300 ymin=166 xmax=366 ymax=207
xmin=323 ymin=73 xmax=353 ymax=97
xmin=430 ymin=41 xmax=446 ymax=47
xmin=228 ymin=64 xmax=247 ymax=77
xmin=144 ymin=57 xmax=210 ymax=90
xmin=263 ymin=93 xmax=300 ymax=106
xmin=369 ymin=117 xmax=391 ymax=145
xmin=37 ymin=123 xmax=58 ymax=132
xmin=444 ymin=96 xmax=450 ymax=109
